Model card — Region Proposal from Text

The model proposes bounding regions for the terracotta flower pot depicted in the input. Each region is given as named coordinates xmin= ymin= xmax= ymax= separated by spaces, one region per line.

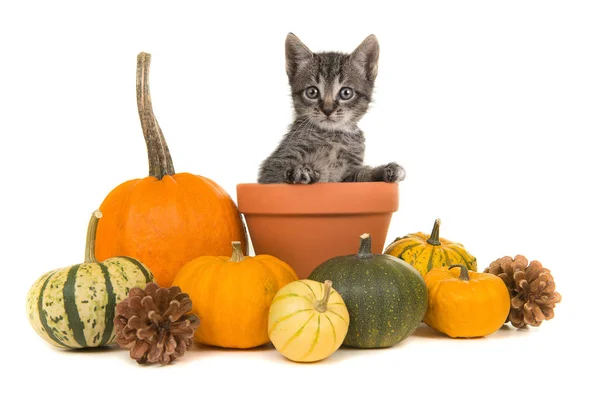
xmin=236 ymin=182 xmax=399 ymax=278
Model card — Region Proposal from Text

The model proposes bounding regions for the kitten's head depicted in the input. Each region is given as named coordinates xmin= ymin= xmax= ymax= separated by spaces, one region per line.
xmin=285 ymin=33 xmax=379 ymax=131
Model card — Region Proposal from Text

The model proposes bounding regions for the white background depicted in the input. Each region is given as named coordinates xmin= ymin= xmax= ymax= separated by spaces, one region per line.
xmin=1 ymin=1 xmax=598 ymax=399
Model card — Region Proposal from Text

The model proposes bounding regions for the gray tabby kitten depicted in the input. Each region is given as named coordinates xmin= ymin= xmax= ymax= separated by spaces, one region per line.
xmin=258 ymin=33 xmax=406 ymax=184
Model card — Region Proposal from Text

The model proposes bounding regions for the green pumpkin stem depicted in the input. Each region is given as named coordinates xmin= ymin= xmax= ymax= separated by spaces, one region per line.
xmin=137 ymin=52 xmax=175 ymax=180
xmin=314 ymin=280 xmax=333 ymax=313
xmin=84 ymin=210 xmax=103 ymax=263
xmin=357 ymin=233 xmax=374 ymax=259
xmin=230 ymin=241 xmax=245 ymax=262
xmin=426 ymin=219 xmax=442 ymax=246
xmin=449 ymin=264 xmax=470 ymax=281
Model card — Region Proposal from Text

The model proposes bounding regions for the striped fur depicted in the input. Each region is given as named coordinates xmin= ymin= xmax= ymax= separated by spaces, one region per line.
xmin=258 ymin=33 xmax=406 ymax=184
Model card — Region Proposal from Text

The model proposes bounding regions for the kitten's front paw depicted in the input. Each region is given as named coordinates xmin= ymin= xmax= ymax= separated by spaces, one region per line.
xmin=383 ymin=162 xmax=406 ymax=183
xmin=285 ymin=165 xmax=320 ymax=184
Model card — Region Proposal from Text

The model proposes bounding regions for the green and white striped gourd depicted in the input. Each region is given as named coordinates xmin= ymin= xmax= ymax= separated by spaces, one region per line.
xmin=26 ymin=210 xmax=154 ymax=349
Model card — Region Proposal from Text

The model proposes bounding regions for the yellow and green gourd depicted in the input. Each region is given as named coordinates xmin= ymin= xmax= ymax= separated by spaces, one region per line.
xmin=26 ymin=210 xmax=154 ymax=349
xmin=384 ymin=219 xmax=477 ymax=277
xmin=268 ymin=279 xmax=349 ymax=362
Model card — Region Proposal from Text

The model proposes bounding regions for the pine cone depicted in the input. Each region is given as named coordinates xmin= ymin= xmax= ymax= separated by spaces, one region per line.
xmin=114 ymin=282 xmax=200 ymax=365
xmin=485 ymin=255 xmax=561 ymax=328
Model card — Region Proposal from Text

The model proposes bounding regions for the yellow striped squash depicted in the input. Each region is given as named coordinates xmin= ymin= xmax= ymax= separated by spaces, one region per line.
xmin=384 ymin=219 xmax=477 ymax=277
xmin=26 ymin=210 xmax=153 ymax=349
xmin=268 ymin=279 xmax=349 ymax=362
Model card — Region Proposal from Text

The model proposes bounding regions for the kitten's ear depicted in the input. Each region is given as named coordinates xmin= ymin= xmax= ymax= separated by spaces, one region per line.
xmin=285 ymin=33 xmax=313 ymax=78
xmin=351 ymin=34 xmax=380 ymax=81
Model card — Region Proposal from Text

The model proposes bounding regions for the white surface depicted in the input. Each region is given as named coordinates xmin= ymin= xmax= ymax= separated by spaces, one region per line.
xmin=1 ymin=1 xmax=597 ymax=399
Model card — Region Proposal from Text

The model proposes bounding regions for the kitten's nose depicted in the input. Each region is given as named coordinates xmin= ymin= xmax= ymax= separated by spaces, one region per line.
xmin=321 ymin=95 xmax=336 ymax=116
xmin=321 ymin=107 xmax=335 ymax=116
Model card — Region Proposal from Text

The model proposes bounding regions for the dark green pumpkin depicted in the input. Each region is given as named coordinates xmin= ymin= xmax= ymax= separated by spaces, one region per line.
xmin=308 ymin=233 xmax=428 ymax=348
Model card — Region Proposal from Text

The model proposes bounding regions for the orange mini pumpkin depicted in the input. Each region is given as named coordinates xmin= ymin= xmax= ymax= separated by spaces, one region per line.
xmin=95 ymin=53 xmax=247 ymax=287
xmin=173 ymin=241 xmax=298 ymax=349
xmin=423 ymin=264 xmax=510 ymax=338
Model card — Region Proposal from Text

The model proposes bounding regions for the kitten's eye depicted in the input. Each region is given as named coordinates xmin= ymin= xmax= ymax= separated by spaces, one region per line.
xmin=305 ymin=86 xmax=319 ymax=100
xmin=339 ymin=87 xmax=354 ymax=100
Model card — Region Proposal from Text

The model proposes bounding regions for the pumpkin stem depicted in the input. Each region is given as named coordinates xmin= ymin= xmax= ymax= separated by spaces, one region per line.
xmin=357 ymin=233 xmax=374 ymax=259
xmin=426 ymin=219 xmax=442 ymax=246
xmin=314 ymin=280 xmax=333 ymax=313
xmin=449 ymin=264 xmax=470 ymax=281
xmin=137 ymin=52 xmax=175 ymax=180
xmin=229 ymin=241 xmax=245 ymax=262
xmin=84 ymin=210 xmax=103 ymax=263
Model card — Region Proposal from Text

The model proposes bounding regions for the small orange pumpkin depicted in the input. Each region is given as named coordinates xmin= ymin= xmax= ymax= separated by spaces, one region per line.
xmin=423 ymin=264 xmax=510 ymax=338
xmin=95 ymin=53 xmax=247 ymax=287
xmin=172 ymin=241 xmax=298 ymax=349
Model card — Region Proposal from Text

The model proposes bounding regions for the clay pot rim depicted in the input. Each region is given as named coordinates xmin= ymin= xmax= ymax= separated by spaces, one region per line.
xmin=236 ymin=182 xmax=399 ymax=215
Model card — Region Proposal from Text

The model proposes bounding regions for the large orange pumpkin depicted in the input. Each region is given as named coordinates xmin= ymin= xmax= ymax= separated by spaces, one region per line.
xmin=95 ymin=52 xmax=247 ymax=287
xmin=173 ymin=241 xmax=298 ymax=349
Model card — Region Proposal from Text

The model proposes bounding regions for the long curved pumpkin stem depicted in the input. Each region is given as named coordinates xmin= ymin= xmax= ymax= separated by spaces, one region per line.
xmin=449 ymin=264 xmax=470 ymax=281
xmin=426 ymin=219 xmax=442 ymax=246
xmin=229 ymin=241 xmax=245 ymax=262
xmin=314 ymin=280 xmax=333 ymax=313
xmin=137 ymin=52 xmax=175 ymax=179
xmin=84 ymin=210 xmax=103 ymax=263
